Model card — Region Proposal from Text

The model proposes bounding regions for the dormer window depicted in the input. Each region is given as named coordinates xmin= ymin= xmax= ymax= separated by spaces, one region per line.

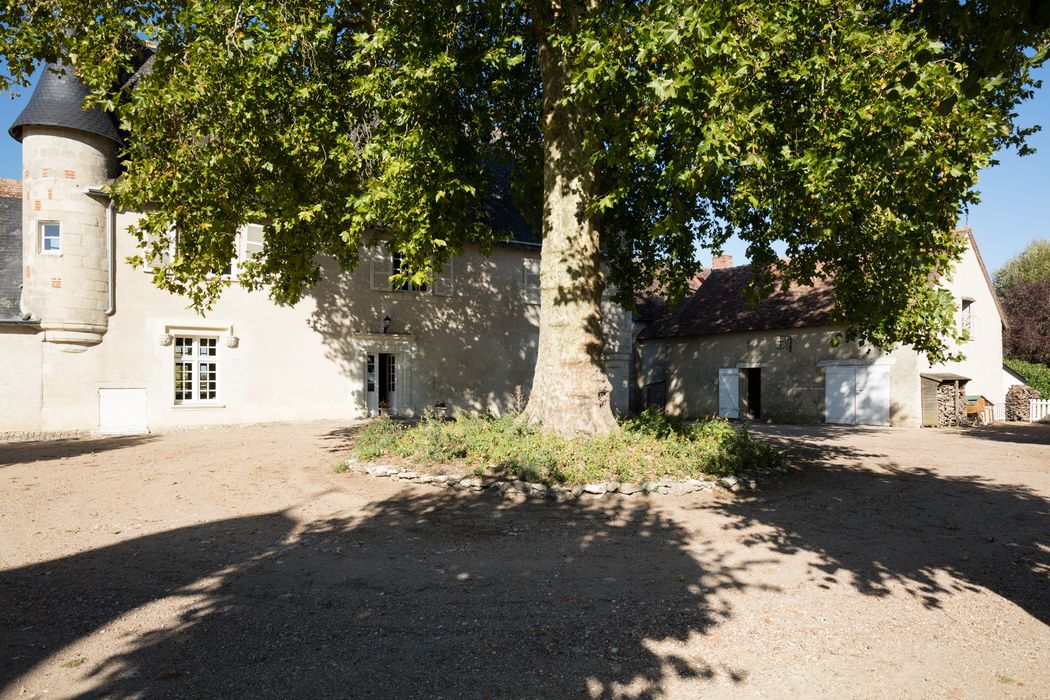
xmin=40 ymin=222 xmax=60 ymax=254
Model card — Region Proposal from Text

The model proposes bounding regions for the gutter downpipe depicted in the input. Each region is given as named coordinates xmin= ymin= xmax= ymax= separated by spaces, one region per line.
xmin=87 ymin=186 xmax=116 ymax=316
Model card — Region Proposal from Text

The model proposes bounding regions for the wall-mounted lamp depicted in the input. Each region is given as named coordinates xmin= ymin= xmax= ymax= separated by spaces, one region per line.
xmin=777 ymin=335 xmax=793 ymax=352
xmin=383 ymin=315 xmax=391 ymax=334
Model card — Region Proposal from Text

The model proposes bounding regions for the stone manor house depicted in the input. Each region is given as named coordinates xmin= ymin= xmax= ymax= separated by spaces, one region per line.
xmin=0 ymin=64 xmax=631 ymax=434
xmin=0 ymin=63 xmax=1007 ymax=435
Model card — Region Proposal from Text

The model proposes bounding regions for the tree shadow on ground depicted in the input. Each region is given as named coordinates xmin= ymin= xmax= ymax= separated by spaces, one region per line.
xmin=713 ymin=431 xmax=1050 ymax=625
xmin=318 ymin=423 xmax=369 ymax=454
xmin=0 ymin=513 xmax=298 ymax=691
xmin=1 ymin=490 xmax=762 ymax=698
xmin=962 ymin=422 xmax=1050 ymax=445
xmin=0 ymin=435 xmax=156 ymax=467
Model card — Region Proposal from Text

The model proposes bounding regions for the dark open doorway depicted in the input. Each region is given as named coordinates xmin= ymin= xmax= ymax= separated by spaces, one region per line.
xmin=744 ymin=368 xmax=761 ymax=420
xmin=378 ymin=353 xmax=395 ymax=407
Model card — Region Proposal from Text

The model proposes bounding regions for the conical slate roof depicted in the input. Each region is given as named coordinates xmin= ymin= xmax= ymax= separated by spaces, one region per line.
xmin=8 ymin=63 xmax=121 ymax=144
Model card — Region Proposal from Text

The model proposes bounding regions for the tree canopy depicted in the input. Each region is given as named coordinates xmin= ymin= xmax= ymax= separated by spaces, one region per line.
xmin=996 ymin=239 xmax=1050 ymax=366
xmin=1001 ymin=277 xmax=1050 ymax=364
xmin=2 ymin=0 xmax=1048 ymax=432
xmin=994 ymin=238 xmax=1050 ymax=297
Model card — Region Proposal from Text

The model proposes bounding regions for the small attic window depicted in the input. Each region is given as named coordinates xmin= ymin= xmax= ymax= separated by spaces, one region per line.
xmin=40 ymin=222 xmax=61 ymax=254
xmin=960 ymin=297 xmax=974 ymax=338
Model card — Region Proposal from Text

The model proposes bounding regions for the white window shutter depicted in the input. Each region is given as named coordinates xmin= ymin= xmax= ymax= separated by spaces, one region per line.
xmin=433 ymin=258 xmax=454 ymax=297
xmin=522 ymin=257 xmax=540 ymax=305
xmin=243 ymin=224 xmax=265 ymax=259
xmin=370 ymin=244 xmax=393 ymax=291
xmin=144 ymin=227 xmax=176 ymax=271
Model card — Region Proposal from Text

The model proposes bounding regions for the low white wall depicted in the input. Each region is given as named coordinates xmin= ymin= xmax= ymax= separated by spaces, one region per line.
xmin=0 ymin=328 xmax=43 ymax=432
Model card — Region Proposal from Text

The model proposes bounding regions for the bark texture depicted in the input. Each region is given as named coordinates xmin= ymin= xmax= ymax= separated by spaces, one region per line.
xmin=522 ymin=39 xmax=619 ymax=437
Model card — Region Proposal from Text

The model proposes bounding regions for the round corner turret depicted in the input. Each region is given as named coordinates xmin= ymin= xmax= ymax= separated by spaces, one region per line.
xmin=14 ymin=64 xmax=120 ymax=351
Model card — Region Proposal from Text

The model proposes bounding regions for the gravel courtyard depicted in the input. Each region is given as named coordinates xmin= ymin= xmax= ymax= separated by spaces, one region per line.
xmin=1 ymin=421 xmax=1048 ymax=699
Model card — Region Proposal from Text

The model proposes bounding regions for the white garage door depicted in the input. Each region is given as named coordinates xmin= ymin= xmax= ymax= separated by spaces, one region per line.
xmin=825 ymin=366 xmax=890 ymax=426
xmin=99 ymin=388 xmax=148 ymax=434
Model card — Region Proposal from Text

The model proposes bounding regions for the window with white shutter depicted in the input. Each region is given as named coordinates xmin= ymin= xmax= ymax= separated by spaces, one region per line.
xmin=370 ymin=244 xmax=394 ymax=291
xmin=142 ymin=228 xmax=176 ymax=272
xmin=391 ymin=252 xmax=428 ymax=292
xmin=433 ymin=259 xmax=454 ymax=296
xmin=243 ymin=224 xmax=265 ymax=259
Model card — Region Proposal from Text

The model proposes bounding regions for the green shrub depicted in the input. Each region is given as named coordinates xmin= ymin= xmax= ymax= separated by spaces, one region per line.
xmin=350 ymin=412 xmax=780 ymax=485
xmin=1005 ymin=358 xmax=1050 ymax=397
xmin=621 ymin=406 xmax=686 ymax=438
xmin=352 ymin=415 xmax=406 ymax=460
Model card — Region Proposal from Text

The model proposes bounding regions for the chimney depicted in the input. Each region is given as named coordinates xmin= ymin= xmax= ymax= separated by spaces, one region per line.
xmin=712 ymin=254 xmax=733 ymax=270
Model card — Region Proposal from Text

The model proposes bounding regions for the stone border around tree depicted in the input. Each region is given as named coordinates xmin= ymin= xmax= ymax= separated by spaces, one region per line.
xmin=341 ymin=457 xmax=787 ymax=500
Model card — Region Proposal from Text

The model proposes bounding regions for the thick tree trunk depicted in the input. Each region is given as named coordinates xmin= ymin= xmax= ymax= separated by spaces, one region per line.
xmin=522 ymin=39 xmax=619 ymax=437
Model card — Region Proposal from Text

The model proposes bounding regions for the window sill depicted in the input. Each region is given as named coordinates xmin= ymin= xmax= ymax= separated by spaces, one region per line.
xmin=380 ymin=291 xmax=435 ymax=299
xmin=171 ymin=403 xmax=226 ymax=409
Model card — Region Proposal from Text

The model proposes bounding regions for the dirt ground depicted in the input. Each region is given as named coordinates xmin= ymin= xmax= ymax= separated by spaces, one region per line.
xmin=1 ymin=420 xmax=1048 ymax=699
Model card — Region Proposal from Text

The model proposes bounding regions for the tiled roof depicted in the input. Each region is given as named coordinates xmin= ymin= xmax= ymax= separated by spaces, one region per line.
xmin=642 ymin=264 xmax=835 ymax=339
xmin=0 ymin=185 xmax=24 ymax=321
xmin=633 ymin=294 xmax=669 ymax=324
xmin=8 ymin=63 xmax=122 ymax=144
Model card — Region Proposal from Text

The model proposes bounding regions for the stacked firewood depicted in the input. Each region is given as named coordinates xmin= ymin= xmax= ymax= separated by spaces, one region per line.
xmin=1005 ymin=384 xmax=1041 ymax=421
xmin=937 ymin=383 xmax=966 ymax=427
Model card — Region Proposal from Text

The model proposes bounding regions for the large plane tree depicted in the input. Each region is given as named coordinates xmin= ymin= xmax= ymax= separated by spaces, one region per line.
xmin=2 ymin=0 xmax=1047 ymax=435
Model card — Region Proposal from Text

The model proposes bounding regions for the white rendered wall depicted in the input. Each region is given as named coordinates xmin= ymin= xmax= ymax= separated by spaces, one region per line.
xmin=3 ymin=206 xmax=633 ymax=432
xmin=920 ymin=232 xmax=1006 ymax=405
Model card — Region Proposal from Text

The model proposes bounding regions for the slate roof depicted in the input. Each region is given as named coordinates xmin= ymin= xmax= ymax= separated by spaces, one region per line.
xmin=0 ymin=182 xmax=26 ymax=321
xmin=633 ymin=295 xmax=670 ymax=324
xmin=480 ymin=163 xmax=541 ymax=249
xmin=9 ymin=63 xmax=122 ymax=144
xmin=642 ymin=264 xmax=836 ymax=340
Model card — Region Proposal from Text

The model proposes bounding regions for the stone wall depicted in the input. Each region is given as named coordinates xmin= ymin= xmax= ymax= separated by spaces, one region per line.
xmin=21 ymin=127 xmax=118 ymax=349
xmin=0 ymin=178 xmax=20 ymax=198
xmin=664 ymin=326 xmax=922 ymax=426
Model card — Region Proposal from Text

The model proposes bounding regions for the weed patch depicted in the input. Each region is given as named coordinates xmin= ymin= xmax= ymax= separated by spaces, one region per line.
xmin=351 ymin=408 xmax=780 ymax=485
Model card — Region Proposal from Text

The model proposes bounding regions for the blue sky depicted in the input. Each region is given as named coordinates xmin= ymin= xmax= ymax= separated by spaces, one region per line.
xmin=1 ymin=65 xmax=1047 ymax=275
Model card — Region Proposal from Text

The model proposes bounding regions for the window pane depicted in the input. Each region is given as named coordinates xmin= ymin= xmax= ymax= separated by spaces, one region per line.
xmin=174 ymin=362 xmax=193 ymax=402
xmin=199 ymin=362 xmax=217 ymax=400
xmin=42 ymin=223 xmax=61 ymax=252
xmin=391 ymin=253 xmax=427 ymax=292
